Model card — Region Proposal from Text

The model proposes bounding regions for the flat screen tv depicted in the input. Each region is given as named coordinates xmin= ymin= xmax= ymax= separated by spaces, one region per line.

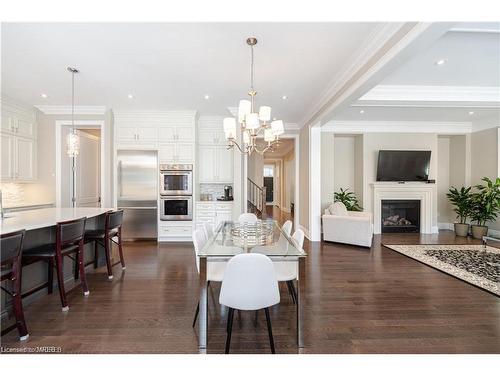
xmin=376 ymin=150 xmax=431 ymax=182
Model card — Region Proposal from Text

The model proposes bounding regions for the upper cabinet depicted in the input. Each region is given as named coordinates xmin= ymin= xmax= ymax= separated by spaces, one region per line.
xmin=197 ymin=116 xmax=234 ymax=184
xmin=114 ymin=111 xmax=196 ymax=162
xmin=0 ymin=97 xmax=37 ymax=182
xmin=158 ymin=125 xmax=194 ymax=142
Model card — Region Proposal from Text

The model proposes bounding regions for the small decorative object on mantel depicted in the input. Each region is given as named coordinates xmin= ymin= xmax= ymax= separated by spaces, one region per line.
xmin=446 ymin=186 xmax=473 ymax=237
xmin=470 ymin=177 xmax=500 ymax=239
xmin=334 ymin=188 xmax=362 ymax=211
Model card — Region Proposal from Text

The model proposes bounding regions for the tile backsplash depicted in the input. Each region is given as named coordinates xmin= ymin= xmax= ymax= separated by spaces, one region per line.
xmin=0 ymin=183 xmax=26 ymax=206
xmin=199 ymin=184 xmax=233 ymax=201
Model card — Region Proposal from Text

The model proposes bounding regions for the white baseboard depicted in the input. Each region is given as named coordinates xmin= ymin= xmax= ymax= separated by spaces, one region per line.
xmin=298 ymin=224 xmax=310 ymax=240
xmin=438 ymin=222 xmax=454 ymax=231
xmin=431 ymin=226 xmax=439 ymax=234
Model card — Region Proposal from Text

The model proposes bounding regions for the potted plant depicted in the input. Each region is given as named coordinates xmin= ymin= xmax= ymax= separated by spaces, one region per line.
xmin=334 ymin=188 xmax=362 ymax=211
xmin=446 ymin=186 xmax=472 ymax=236
xmin=470 ymin=177 xmax=500 ymax=239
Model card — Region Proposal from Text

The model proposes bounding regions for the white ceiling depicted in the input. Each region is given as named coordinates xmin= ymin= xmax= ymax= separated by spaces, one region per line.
xmin=381 ymin=23 xmax=500 ymax=87
xmin=334 ymin=22 xmax=500 ymax=124
xmin=1 ymin=22 xmax=381 ymax=123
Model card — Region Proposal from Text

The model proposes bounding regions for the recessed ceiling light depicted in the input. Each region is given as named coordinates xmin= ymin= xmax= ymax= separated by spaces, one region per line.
xmin=435 ymin=59 xmax=447 ymax=66
xmin=359 ymin=110 xmax=365 ymax=114
xmin=40 ymin=93 xmax=48 ymax=98
xmin=127 ymin=94 xmax=134 ymax=99
xmin=468 ymin=111 xmax=474 ymax=115
xmin=204 ymin=94 xmax=210 ymax=100
xmin=282 ymin=95 xmax=288 ymax=100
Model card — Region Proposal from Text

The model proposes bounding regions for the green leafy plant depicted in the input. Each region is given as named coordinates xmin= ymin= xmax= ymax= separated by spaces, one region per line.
xmin=470 ymin=177 xmax=500 ymax=227
xmin=446 ymin=186 xmax=472 ymax=224
xmin=334 ymin=188 xmax=362 ymax=211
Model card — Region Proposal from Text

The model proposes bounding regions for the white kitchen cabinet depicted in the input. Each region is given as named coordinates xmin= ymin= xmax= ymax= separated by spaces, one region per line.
xmin=198 ymin=145 xmax=217 ymax=182
xmin=136 ymin=127 xmax=158 ymax=142
xmin=116 ymin=126 xmax=158 ymax=144
xmin=116 ymin=126 xmax=137 ymax=142
xmin=1 ymin=133 xmax=36 ymax=182
xmin=1 ymin=114 xmax=36 ymax=138
xmin=1 ymin=133 xmax=15 ymax=179
xmin=159 ymin=142 xmax=194 ymax=163
xmin=15 ymin=137 xmax=36 ymax=180
xmin=198 ymin=145 xmax=233 ymax=183
xmin=158 ymin=125 xmax=194 ymax=142
xmin=198 ymin=128 xmax=226 ymax=145
xmin=15 ymin=118 xmax=36 ymax=138
xmin=195 ymin=202 xmax=233 ymax=231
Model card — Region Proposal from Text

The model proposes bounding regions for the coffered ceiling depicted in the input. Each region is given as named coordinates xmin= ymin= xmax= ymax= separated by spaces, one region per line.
xmin=334 ymin=22 xmax=500 ymax=124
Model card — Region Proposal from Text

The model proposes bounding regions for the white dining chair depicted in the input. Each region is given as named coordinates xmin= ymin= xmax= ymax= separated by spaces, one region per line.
xmin=274 ymin=229 xmax=305 ymax=305
xmin=203 ymin=222 xmax=214 ymax=240
xmin=219 ymin=253 xmax=280 ymax=353
xmin=192 ymin=229 xmax=226 ymax=327
xmin=238 ymin=213 xmax=258 ymax=223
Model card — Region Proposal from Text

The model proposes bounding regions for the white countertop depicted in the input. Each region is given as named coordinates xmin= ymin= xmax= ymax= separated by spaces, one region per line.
xmin=1 ymin=207 xmax=112 ymax=234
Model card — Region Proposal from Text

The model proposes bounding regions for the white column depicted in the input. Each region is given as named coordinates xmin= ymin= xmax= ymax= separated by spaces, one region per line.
xmin=309 ymin=123 xmax=322 ymax=241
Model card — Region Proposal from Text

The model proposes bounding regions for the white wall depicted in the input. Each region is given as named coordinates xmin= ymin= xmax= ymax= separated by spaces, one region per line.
xmin=437 ymin=137 xmax=451 ymax=224
xmin=283 ymin=150 xmax=295 ymax=212
xmin=299 ymin=124 xmax=309 ymax=230
xmin=471 ymin=127 xmax=499 ymax=231
xmin=320 ymin=132 xmax=334 ymax=212
xmin=334 ymin=135 xmax=355 ymax=193
xmin=247 ymin=151 xmax=263 ymax=187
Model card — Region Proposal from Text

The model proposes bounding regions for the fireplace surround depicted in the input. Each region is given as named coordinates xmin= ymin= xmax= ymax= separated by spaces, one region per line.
xmin=372 ymin=182 xmax=436 ymax=234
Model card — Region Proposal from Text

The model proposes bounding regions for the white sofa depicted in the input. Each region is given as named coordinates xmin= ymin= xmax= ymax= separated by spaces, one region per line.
xmin=322 ymin=202 xmax=373 ymax=247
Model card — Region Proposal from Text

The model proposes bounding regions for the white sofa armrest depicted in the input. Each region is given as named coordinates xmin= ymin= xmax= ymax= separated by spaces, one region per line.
xmin=347 ymin=211 xmax=373 ymax=221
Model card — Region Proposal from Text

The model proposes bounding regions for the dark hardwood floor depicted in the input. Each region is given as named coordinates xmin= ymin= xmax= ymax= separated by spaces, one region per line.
xmin=1 ymin=230 xmax=499 ymax=354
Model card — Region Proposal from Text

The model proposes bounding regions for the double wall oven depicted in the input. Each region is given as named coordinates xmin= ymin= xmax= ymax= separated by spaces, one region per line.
xmin=159 ymin=164 xmax=193 ymax=221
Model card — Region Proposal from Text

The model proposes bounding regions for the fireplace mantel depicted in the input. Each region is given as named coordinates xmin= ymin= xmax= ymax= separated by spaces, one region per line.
xmin=371 ymin=182 xmax=436 ymax=234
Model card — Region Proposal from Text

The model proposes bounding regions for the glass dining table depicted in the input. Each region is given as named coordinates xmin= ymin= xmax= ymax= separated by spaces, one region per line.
xmin=196 ymin=219 xmax=307 ymax=352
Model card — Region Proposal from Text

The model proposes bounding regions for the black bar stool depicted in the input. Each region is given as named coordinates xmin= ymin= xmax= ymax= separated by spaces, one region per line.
xmin=22 ymin=217 xmax=89 ymax=312
xmin=1 ymin=230 xmax=29 ymax=341
xmin=84 ymin=209 xmax=125 ymax=280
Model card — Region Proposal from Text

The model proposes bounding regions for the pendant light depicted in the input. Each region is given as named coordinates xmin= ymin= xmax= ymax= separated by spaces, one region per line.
xmin=66 ymin=67 xmax=80 ymax=157
xmin=223 ymin=37 xmax=285 ymax=155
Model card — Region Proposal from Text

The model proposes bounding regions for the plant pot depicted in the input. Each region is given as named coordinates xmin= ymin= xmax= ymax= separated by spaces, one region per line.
xmin=454 ymin=223 xmax=470 ymax=237
xmin=471 ymin=225 xmax=488 ymax=240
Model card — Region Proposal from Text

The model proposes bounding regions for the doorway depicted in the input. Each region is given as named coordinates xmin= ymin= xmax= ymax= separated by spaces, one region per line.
xmin=56 ymin=121 xmax=105 ymax=208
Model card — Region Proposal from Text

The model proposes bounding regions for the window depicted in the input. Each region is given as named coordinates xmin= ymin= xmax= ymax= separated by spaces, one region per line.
xmin=263 ymin=165 xmax=274 ymax=177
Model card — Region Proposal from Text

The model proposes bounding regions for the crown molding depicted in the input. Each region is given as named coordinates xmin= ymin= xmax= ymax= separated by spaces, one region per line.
xmin=34 ymin=105 xmax=107 ymax=115
xmin=359 ymin=85 xmax=500 ymax=103
xmin=322 ymin=120 xmax=472 ymax=134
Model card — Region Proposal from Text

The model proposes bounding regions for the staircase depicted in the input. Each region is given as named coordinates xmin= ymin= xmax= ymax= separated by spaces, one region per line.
xmin=247 ymin=178 xmax=267 ymax=219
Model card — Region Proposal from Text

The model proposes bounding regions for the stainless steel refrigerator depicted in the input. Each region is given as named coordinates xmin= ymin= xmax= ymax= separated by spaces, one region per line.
xmin=117 ymin=150 xmax=158 ymax=240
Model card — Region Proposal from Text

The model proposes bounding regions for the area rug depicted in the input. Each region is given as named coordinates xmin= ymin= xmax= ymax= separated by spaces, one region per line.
xmin=382 ymin=244 xmax=500 ymax=296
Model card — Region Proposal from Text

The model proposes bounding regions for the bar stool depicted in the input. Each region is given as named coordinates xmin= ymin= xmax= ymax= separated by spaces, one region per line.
xmin=84 ymin=209 xmax=125 ymax=280
xmin=1 ymin=230 xmax=29 ymax=340
xmin=22 ymin=217 xmax=89 ymax=312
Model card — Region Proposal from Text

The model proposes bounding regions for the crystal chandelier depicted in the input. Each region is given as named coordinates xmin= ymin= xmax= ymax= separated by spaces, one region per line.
xmin=66 ymin=67 xmax=80 ymax=157
xmin=223 ymin=37 xmax=284 ymax=155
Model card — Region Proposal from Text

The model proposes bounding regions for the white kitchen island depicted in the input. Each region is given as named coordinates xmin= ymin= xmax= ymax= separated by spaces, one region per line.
xmin=1 ymin=207 xmax=112 ymax=234
xmin=1 ymin=207 xmax=114 ymax=314
xmin=0 ymin=207 xmax=112 ymax=234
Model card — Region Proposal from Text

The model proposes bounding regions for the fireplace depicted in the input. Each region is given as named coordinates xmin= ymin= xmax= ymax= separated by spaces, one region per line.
xmin=381 ymin=200 xmax=420 ymax=233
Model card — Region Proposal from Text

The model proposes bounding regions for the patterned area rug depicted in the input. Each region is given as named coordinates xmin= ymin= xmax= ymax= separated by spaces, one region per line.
xmin=383 ymin=244 xmax=500 ymax=296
